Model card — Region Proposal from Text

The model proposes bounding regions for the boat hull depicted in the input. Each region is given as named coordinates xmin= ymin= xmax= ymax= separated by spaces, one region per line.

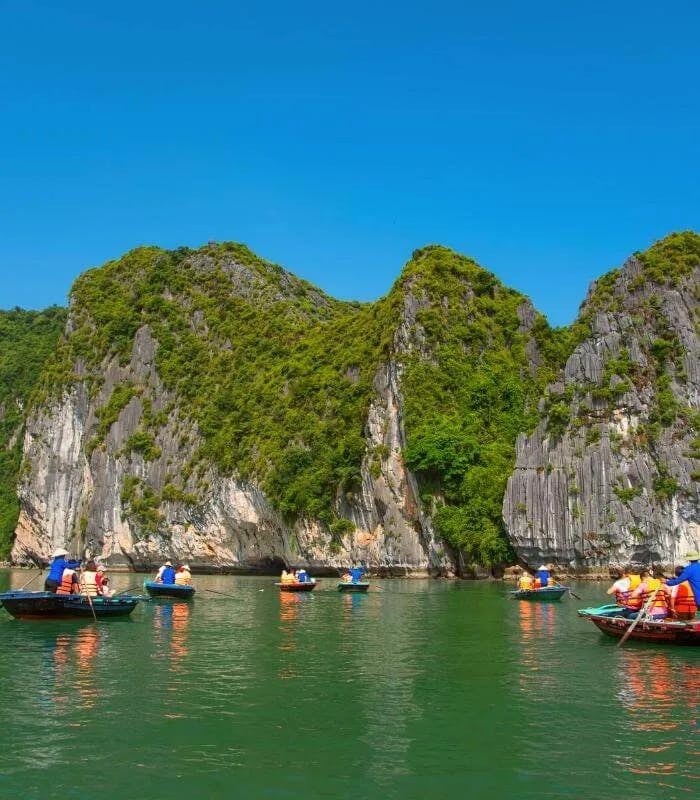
xmin=144 ymin=581 xmax=196 ymax=599
xmin=275 ymin=582 xmax=316 ymax=592
xmin=580 ymin=612 xmax=700 ymax=645
xmin=338 ymin=582 xmax=369 ymax=592
xmin=0 ymin=591 xmax=139 ymax=620
xmin=509 ymin=587 xmax=568 ymax=602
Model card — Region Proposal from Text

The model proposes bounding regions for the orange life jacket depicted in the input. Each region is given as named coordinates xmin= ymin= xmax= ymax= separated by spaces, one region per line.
xmin=56 ymin=569 xmax=78 ymax=595
xmin=673 ymin=581 xmax=697 ymax=615
xmin=617 ymin=574 xmax=643 ymax=609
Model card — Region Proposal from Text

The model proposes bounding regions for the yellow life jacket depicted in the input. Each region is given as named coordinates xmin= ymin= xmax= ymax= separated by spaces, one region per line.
xmin=628 ymin=574 xmax=641 ymax=590
xmin=519 ymin=575 xmax=533 ymax=590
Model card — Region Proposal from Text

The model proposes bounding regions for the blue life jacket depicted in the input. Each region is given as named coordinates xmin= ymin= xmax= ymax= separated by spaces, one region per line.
xmin=162 ymin=567 xmax=176 ymax=584
xmin=47 ymin=557 xmax=67 ymax=582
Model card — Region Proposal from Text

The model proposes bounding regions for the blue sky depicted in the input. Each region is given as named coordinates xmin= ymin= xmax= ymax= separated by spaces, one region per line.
xmin=1 ymin=0 xmax=698 ymax=325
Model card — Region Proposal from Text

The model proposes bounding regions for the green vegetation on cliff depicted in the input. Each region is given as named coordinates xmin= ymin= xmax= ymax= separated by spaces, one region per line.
xmin=399 ymin=247 xmax=566 ymax=566
xmin=0 ymin=307 xmax=67 ymax=556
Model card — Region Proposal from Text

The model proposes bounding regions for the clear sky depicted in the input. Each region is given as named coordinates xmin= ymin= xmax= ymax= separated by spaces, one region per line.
xmin=1 ymin=0 xmax=698 ymax=325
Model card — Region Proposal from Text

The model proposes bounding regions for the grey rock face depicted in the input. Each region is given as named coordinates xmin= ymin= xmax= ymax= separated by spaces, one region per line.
xmin=504 ymin=258 xmax=700 ymax=569
xmin=13 ymin=300 xmax=451 ymax=574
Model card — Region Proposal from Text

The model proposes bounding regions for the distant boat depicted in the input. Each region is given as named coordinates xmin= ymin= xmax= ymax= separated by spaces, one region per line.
xmin=0 ymin=591 xmax=140 ymax=620
xmin=337 ymin=582 xmax=369 ymax=593
xmin=275 ymin=581 xmax=317 ymax=593
xmin=144 ymin=581 xmax=195 ymax=600
xmin=509 ymin=586 xmax=568 ymax=602
xmin=578 ymin=607 xmax=700 ymax=646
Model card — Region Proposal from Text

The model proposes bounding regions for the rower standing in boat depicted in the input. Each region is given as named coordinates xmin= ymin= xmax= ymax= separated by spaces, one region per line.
xmin=535 ymin=565 xmax=550 ymax=588
xmin=349 ymin=564 xmax=365 ymax=584
xmin=45 ymin=548 xmax=70 ymax=593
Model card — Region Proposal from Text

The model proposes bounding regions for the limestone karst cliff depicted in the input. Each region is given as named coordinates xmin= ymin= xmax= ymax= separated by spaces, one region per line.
xmin=5 ymin=233 xmax=699 ymax=572
xmin=503 ymin=233 xmax=700 ymax=568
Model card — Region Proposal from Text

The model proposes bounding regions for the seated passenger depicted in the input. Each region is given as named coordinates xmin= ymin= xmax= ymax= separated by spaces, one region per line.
xmin=56 ymin=561 xmax=81 ymax=595
xmin=155 ymin=561 xmax=173 ymax=583
xmin=669 ymin=566 xmax=698 ymax=620
xmin=96 ymin=564 xmax=113 ymax=598
xmin=175 ymin=564 xmax=193 ymax=586
xmin=160 ymin=563 xmax=177 ymax=585
xmin=606 ymin=566 xmax=642 ymax=611
xmin=630 ymin=568 xmax=670 ymax=619
xmin=80 ymin=560 xmax=99 ymax=597
xmin=518 ymin=572 xmax=534 ymax=590
xmin=341 ymin=571 xmax=352 ymax=583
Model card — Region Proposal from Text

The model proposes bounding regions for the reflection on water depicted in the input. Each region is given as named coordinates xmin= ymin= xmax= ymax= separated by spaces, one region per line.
xmin=0 ymin=573 xmax=698 ymax=799
xmin=615 ymin=651 xmax=699 ymax=794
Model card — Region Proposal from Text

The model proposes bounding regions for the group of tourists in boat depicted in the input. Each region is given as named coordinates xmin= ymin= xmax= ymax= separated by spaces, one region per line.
xmin=45 ymin=548 xmax=114 ymax=598
xmin=153 ymin=560 xmax=193 ymax=587
xmin=279 ymin=567 xmax=315 ymax=585
xmin=517 ymin=564 xmax=556 ymax=590
xmin=604 ymin=553 xmax=699 ymax=621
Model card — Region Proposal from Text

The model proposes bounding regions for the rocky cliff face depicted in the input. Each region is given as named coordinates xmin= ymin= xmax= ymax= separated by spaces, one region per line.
xmin=503 ymin=234 xmax=700 ymax=569
xmin=12 ymin=248 xmax=449 ymax=573
xmin=10 ymin=233 xmax=700 ymax=573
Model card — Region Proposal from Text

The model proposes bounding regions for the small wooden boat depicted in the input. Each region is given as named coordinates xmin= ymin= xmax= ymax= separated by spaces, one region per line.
xmin=578 ymin=609 xmax=700 ymax=646
xmin=0 ymin=591 xmax=140 ymax=620
xmin=144 ymin=581 xmax=196 ymax=600
xmin=509 ymin=586 xmax=568 ymax=601
xmin=275 ymin=581 xmax=317 ymax=593
xmin=338 ymin=582 xmax=369 ymax=593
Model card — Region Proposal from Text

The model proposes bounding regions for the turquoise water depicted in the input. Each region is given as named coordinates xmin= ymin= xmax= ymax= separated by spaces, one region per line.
xmin=0 ymin=571 xmax=697 ymax=800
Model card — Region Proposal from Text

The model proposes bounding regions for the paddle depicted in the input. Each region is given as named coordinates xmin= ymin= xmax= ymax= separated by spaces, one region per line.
xmin=19 ymin=556 xmax=46 ymax=590
xmin=617 ymin=588 xmax=659 ymax=648
xmin=114 ymin=583 xmax=147 ymax=598
xmin=559 ymin=584 xmax=582 ymax=600
xmin=202 ymin=588 xmax=240 ymax=600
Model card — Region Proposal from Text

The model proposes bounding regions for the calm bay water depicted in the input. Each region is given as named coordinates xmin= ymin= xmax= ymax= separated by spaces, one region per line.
xmin=0 ymin=571 xmax=697 ymax=800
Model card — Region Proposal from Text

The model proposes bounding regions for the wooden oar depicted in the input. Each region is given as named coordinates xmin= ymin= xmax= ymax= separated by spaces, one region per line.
xmin=20 ymin=566 xmax=45 ymax=591
xmin=617 ymin=589 xmax=659 ymax=648
xmin=202 ymin=588 xmax=240 ymax=600
xmin=113 ymin=583 xmax=146 ymax=597
xmin=559 ymin=584 xmax=582 ymax=600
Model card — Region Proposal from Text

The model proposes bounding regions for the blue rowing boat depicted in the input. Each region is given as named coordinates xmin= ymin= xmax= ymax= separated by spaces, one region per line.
xmin=508 ymin=586 xmax=568 ymax=601
xmin=144 ymin=581 xmax=196 ymax=599
xmin=0 ymin=591 xmax=140 ymax=620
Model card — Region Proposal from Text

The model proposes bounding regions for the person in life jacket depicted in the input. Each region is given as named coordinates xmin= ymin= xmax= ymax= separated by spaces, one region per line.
xmin=629 ymin=568 xmax=670 ymax=619
xmin=669 ymin=565 xmax=698 ymax=620
xmin=80 ymin=561 xmax=99 ymax=597
xmin=155 ymin=561 xmax=174 ymax=584
xmin=56 ymin=561 xmax=82 ymax=595
xmin=96 ymin=564 xmax=113 ymax=598
xmin=174 ymin=564 xmax=193 ymax=586
xmin=664 ymin=551 xmax=700 ymax=613
xmin=45 ymin=548 xmax=69 ymax=593
xmin=518 ymin=571 xmax=534 ymax=590
xmin=606 ymin=566 xmax=642 ymax=610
